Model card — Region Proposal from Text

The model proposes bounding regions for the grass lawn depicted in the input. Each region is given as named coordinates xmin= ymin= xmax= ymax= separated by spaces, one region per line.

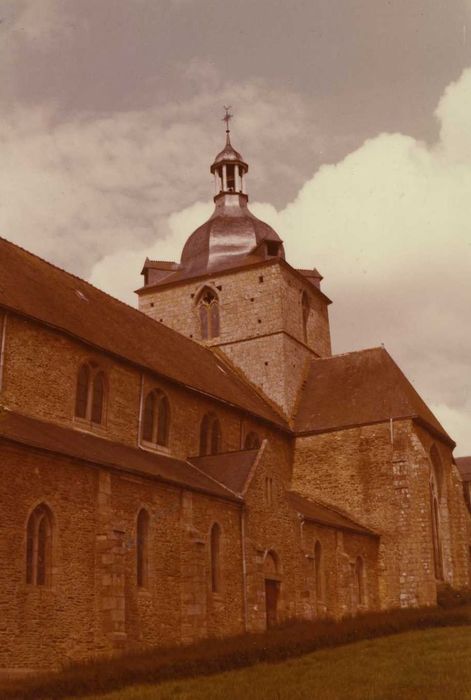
xmin=77 ymin=625 xmax=471 ymax=700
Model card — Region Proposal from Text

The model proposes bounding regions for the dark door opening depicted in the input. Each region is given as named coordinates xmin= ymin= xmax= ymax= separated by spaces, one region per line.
xmin=265 ymin=578 xmax=279 ymax=629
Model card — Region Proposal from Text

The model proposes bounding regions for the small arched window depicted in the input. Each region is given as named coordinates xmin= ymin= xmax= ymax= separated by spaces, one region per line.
xmin=136 ymin=509 xmax=150 ymax=588
xmin=74 ymin=363 xmax=106 ymax=425
xmin=244 ymin=431 xmax=261 ymax=449
xmin=26 ymin=504 xmax=53 ymax=586
xmin=210 ymin=523 xmax=221 ymax=593
xmin=301 ymin=291 xmax=310 ymax=343
xmin=355 ymin=556 xmax=365 ymax=605
xmin=199 ymin=413 xmax=222 ymax=456
xmin=314 ymin=540 xmax=322 ymax=601
xmin=198 ymin=288 xmax=220 ymax=340
xmin=141 ymin=390 xmax=170 ymax=447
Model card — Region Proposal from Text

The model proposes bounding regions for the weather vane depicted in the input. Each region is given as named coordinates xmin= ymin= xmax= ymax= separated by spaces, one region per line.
xmin=222 ymin=105 xmax=233 ymax=133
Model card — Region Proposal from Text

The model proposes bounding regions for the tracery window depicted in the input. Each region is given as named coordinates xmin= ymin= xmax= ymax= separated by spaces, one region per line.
xmin=301 ymin=291 xmax=310 ymax=343
xmin=74 ymin=363 xmax=106 ymax=425
xmin=210 ymin=522 xmax=221 ymax=593
xmin=141 ymin=389 xmax=170 ymax=447
xmin=26 ymin=504 xmax=53 ymax=586
xmin=136 ymin=509 xmax=150 ymax=588
xmin=244 ymin=431 xmax=261 ymax=449
xmin=198 ymin=288 xmax=220 ymax=340
xmin=199 ymin=413 xmax=222 ymax=456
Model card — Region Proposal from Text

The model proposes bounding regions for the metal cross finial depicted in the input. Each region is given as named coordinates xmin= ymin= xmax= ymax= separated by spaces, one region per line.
xmin=222 ymin=105 xmax=233 ymax=132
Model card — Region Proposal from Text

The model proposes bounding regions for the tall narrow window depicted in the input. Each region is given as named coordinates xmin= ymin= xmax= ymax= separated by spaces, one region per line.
xmin=244 ymin=432 xmax=261 ymax=449
xmin=26 ymin=504 xmax=53 ymax=586
xmin=91 ymin=371 xmax=105 ymax=424
xmin=136 ymin=509 xmax=150 ymax=588
xmin=355 ymin=556 xmax=365 ymax=605
xmin=210 ymin=523 xmax=221 ymax=593
xmin=430 ymin=446 xmax=444 ymax=580
xmin=198 ymin=289 xmax=220 ymax=340
xmin=301 ymin=291 xmax=310 ymax=343
xmin=314 ymin=540 xmax=322 ymax=601
xmin=141 ymin=390 xmax=170 ymax=447
xmin=199 ymin=413 xmax=222 ymax=456
xmin=74 ymin=363 xmax=106 ymax=425
xmin=75 ymin=364 xmax=90 ymax=418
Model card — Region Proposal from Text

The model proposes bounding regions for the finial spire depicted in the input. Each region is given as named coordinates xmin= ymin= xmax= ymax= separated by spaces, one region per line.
xmin=222 ymin=105 xmax=233 ymax=144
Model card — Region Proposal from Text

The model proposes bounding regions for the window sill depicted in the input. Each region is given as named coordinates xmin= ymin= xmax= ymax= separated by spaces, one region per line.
xmin=139 ymin=440 xmax=170 ymax=455
xmin=73 ymin=417 xmax=107 ymax=435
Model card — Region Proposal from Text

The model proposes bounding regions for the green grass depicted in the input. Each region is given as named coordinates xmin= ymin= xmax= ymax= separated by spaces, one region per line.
xmin=77 ymin=626 xmax=471 ymax=700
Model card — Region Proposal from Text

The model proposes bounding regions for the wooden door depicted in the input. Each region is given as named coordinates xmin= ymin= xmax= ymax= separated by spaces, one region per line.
xmin=265 ymin=579 xmax=279 ymax=629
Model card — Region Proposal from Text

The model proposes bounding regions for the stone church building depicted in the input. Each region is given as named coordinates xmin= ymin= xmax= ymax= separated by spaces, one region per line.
xmin=0 ymin=128 xmax=470 ymax=673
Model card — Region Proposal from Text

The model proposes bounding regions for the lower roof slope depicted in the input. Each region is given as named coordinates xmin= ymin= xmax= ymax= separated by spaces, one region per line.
xmin=294 ymin=347 xmax=453 ymax=445
xmin=0 ymin=236 xmax=285 ymax=428
xmin=0 ymin=409 xmax=239 ymax=501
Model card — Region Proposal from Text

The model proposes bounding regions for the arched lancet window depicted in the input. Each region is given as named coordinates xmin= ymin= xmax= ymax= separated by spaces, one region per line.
xmin=198 ymin=288 xmax=220 ymax=340
xmin=26 ymin=504 xmax=53 ymax=586
xmin=355 ymin=556 xmax=365 ymax=605
xmin=136 ymin=509 xmax=150 ymax=588
xmin=244 ymin=431 xmax=261 ymax=449
xmin=199 ymin=413 xmax=222 ymax=456
xmin=75 ymin=364 xmax=90 ymax=419
xmin=210 ymin=523 xmax=221 ymax=593
xmin=141 ymin=390 xmax=170 ymax=447
xmin=91 ymin=371 xmax=105 ymax=424
xmin=314 ymin=540 xmax=322 ymax=601
xmin=429 ymin=445 xmax=444 ymax=580
xmin=74 ymin=362 xmax=106 ymax=425
xmin=301 ymin=291 xmax=310 ymax=343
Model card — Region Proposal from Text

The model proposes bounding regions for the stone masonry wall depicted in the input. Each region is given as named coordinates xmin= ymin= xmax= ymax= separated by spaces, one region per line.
xmin=0 ymin=313 xmax=271 ymax=460
xmin=292 ymin=419 xmax=469 ymax=609
xmin=138 ymin=261 xmax=331 ymax=416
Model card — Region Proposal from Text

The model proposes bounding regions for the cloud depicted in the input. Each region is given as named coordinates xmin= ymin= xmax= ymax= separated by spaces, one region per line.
xmin=89 ymin=68 xmax=471 ymax=455
xmin=0 ymin=78 xmax=322 ymax=275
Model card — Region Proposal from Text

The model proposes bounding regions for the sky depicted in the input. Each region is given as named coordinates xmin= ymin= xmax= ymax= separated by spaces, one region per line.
xmin=0 ymin=0 xmax=470 ymax=455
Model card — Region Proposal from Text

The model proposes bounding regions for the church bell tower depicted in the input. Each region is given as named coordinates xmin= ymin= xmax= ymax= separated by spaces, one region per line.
xmin=137 ymin=110 xmax=332 ymax=418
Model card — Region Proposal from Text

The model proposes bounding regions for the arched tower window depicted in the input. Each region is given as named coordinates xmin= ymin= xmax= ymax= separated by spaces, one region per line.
xmin=355 ymin=556 xmax=365 ymax=605
xmin=244 ymin=431 xmax=261 ymax=449
xmin=301 ymin=291 xmax=310 ymax=343
xmin=136 ymin=509 xmax=150 ymax=588
xmin=197 ymin=288 xmax=220 ymax=340
xmin=74 ymin=363 xmax=106 ymax=425
xmin=141 ymin=390 xmax=170 ymax=447
xmin=210 ymin=523 xmax=221 ymax=593
xmin=26 ymin=504 xmax=53 ymax=586
xmin=314 ymin=540 xmax=322 ymax=601
xmin=199 ymin=413 xmax=222 ymax=456
xmin=429 ymin=445 xmax=444 ymax=580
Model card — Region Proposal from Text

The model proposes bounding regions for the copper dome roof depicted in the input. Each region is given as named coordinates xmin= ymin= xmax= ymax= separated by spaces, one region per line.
xmin=180 ymin=194 xmax=285 ymax=277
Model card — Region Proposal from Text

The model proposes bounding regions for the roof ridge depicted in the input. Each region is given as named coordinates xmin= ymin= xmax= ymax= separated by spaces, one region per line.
xmin=311 ymin=346 xmax=385 ymax=362
xmin=184 ymin=457 xmax=241 ymax=498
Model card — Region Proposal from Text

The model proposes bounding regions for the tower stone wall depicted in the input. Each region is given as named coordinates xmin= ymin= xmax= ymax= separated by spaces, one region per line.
xmin=138 ymin=260 xmax=331 ymax=416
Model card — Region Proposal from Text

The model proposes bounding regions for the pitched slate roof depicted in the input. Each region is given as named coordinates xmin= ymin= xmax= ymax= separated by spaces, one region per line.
xmin=456 ymin=456 xmax=471 ymax=482
xmin=0 ymin=409 xmax=240 ymax=501
xmin=189 ymin=448 xmax=260 ymax=495
xmin=0 ymin=236 xmax=286 ymax=428
xmin=287 ymin=491 xmax=378 ymax=536
xmin=293 ymin=347 xmax=453 ymax=445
